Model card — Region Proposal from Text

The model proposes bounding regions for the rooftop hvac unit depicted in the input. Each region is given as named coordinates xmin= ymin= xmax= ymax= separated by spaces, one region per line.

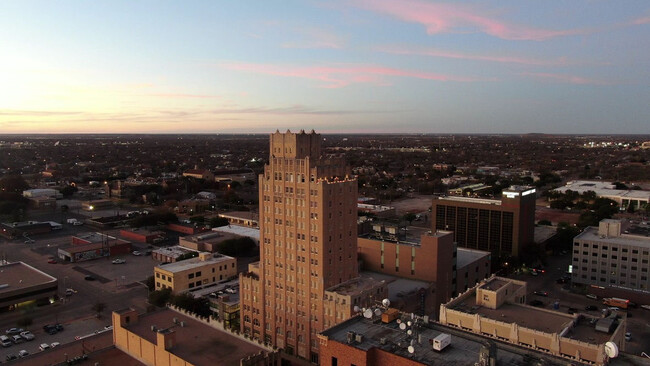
xmin=151 ymin=325 xmax=157 ymax=332
xmin=173 ymin=317 xmax=178 ymax=324
xmin=380 ymin=337 xmax=386 ymax=345
xmin=180 ymin=321 xmax=186 ymax=327
xmin=346 ymin=331 xmax=355 ymax=344
xmin=355 ymin=334 xmax=363 ymax=343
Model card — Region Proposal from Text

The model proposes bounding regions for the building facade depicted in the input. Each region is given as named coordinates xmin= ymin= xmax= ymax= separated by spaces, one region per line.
xmin=154 ymin=252 xmax=237 ymax=294
xmin=239 ymin=130 xmax=359 ymax=363
xmin=572 ymin=219 xmax=650 ymax=298
xmin=432 ymin=186 xmax=536 ymax=257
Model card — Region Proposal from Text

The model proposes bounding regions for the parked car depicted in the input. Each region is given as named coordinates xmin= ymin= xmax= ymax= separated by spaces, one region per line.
xmin=112 ymin=259 xmax=126 ymax=264
xmin=0 ymin=335 xmax=12 ymax=347
xmin=54 ymin=324 xmax=64 ymax=332
xmin=529 ymin=300 xmax=544 ymax=307
xmin=18 ymin=349 xmax=29 ymax=358
xmin=47 ymin=258 xmax=57 ymax=264
xmin=586 ymin=294 xmax=598 ymax=300
xmin=43 ymin=325 xmax=58 ymax=335
xmin=65 ymin=288 xmax=76 ymax=296
xmin=11 ymin=335 xmax=24 ymax=344
xmin=132 ymin=250 xmax=142 ymax=256
xmin=50 ymin=342 xmax=60 ymax=348
xmin=84 ymin=275 xmax=95 ymax=281
xmin=534 ymin=291 xmax=549 ymax=297
xmin=19 ymin=331 xmax=35 ymax=341
xmin=6 ymin=354 xmax=17 ymax=361
xmin=5 ymin=328 xmax=24 ymax=335
xmin=568 ymin=307 xmax=578 ymax=314
xmin=39 ymin=343 xmax=50 ymax=351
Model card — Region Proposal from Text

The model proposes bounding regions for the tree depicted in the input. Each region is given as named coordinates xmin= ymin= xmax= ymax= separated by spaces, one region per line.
xmin=537 ymin=219 xmax=552 ymax=226
xmin=216 ymin=237 xmax=257 ymax=257
xmin=59 ymin=185 xmax=78 ymax=197
xmin=0 ymin=175 xmax=29 ymax=193
xmin=402 ymin=213 xmax=417 ymax=225
xmin=91 ymin=302 xmax=106 ymax=318
xmin=170 ymin=292 xmax=211 ymax=317
xmin=209 ymin=216 xmax=229 ymax=228
xmin=145 ymin=275 xmax=155 ymax=292
xmin=148 ymin=288 xmax=172 ymax=307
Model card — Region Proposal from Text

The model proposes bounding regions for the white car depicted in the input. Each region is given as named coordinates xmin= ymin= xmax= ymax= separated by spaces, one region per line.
xmin=19 ymin=331 xmax=34 ymax=341
xmin=132 ymin=251 xmax=142 ymax=256
xmin=72 ymin=221 xmax=84 ymax=226
xmin=112 ymin=259 xmax=126 ymax=264
xmin=39 ymin=343 xmax=50 ymax=351
xmin=50 ymin=342 xmax=60 ymax=348
xmin=18 ymin=349 xmax=29 ymax=357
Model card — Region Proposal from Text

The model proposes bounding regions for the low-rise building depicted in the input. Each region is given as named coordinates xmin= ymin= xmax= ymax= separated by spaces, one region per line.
xmin=555 ymin=180 xmax=650 ymax=210
xmin=183 ymin=168 xmax=214 ymax=181
xmin=179 ymin=231 xmax=240 ymax=253
xmin=0 ymin=220 xmax=52 ymax=239
xmin=112 ymin=308 xmax=278 ymax=366
xmin=439 ymin=276 xmax=627 ymax=366
xmin=572 ymin=219 xmax=650 ymax=302
xmin=218 ymin=211 xmax=259 ymax=227
xmin=0 ymin=262 xmax=58 ymax=310
xmin=57 ymin=233 xmax=131 ymax=262
xmin=120 ymin=228 xmax=164 ymax=244
xmin=154 ymin=252 xmax=237 ymax=294
xmin=152 ymin=246 xmax=197 ymax=263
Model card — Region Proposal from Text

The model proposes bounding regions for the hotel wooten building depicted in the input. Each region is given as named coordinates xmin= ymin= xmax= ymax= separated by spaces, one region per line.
xmin=240 ymin=130 xmax=385 ymax=364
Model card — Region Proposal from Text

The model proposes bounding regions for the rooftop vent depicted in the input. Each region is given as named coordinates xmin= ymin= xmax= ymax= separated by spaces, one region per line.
xmin=355 ymin=334 xmax=363 ymax=343
xmin=346 ymin=331 xmax=355 ymax=344
xmin=173 ymin=317 xmax=178 ymax=324
xmin=180 ymin=321 xmax=186 ymax=327
xmin=151 ymin=325 xmax=157 ymax=332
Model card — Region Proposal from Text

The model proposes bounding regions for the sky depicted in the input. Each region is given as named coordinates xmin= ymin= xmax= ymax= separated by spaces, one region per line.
xmin=1 ymin=1 xmax=649 ymax=134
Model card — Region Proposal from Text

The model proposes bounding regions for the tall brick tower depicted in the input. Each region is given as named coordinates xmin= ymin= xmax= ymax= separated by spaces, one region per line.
xmin=240 ymin=130 xmax=358 ymax=363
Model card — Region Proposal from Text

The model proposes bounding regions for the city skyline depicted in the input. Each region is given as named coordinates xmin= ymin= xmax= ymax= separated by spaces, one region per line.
xmin=1 ymin=1 xmax=649 ymax=134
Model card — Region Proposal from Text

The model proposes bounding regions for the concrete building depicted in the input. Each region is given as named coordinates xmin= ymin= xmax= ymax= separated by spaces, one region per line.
xmin=182 ymin=168 xmax=214 ymax=181
xmin=0 ymin=262 xmax=58 ymax=310
xmin=0 ymin=220 xmax=52 ymax=239
xmin=572 ymin=219 xmax=650 ymax=301
xmin=154 ymin=252 xmax=237 ymax=294
xmin=22 ymin=188 xmax=60 ymax=198
xmin=212 ymin=225 xmax=260 ymax=245
xmin=432 ymin=186 xmax=536 ymax=257
xmin=179 ymin=231 xmax=240 ymax=253
xmin=152 ymin=246 xmax=197 ymax=263
xmin=239 ymin=130 xmax=380 ymax=363
xmin=120 ymin=228 xmax=164 ymax=244
xmin=439 ymin=276 xmax=627 ymax=366
xmin=555 ymin=180 xmax=650 ymax=210
xmin=357 ymin=203 xmax=395 ymax=218
xmin=112 ymin=308 xmax=279 ymax=366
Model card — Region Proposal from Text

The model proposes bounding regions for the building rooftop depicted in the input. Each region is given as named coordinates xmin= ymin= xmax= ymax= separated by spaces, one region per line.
xmin=359 ymin=271 xmax=431 ymax=304
xmin=325 ymin=275 xmax=386 ymax=296
xmin=123 ymin=308 xmax=268 ymax=366
xmin=181 ymin=231 xmax=238 ymax=243
xmin=157 ymin=253 xmax=234 ymax=273
xmin=320 ymin=315 xmax=528 ymax=365
xmin=218 ymin=211 xmax=258 ymax=220
xmin=576 ymin=226 xmax=650 ymax=248
xmin=190 ymin=278 xmax=240 ymax=304
xmin=456 ymin=248 xmax=490 ymax=269
xmin=212 ymin=225 xmax=260 ymax=241
xmin=534 ymin=225 xmax=558 ymax=244
xmin=555 ymin=180 xmax=650 ymax=200
xmin=436 ymin=195 xmax=502 ymax=206
xmin=0 ymin=262 xmax=57 ymax=295
xmin=152 ymin=245 xmax=196 ymax=258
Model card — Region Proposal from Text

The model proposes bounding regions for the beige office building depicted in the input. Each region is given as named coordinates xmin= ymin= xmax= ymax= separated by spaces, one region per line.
xmin=154 ymin=252 xmax=236 ymax=294
xmin=239 ymin=130 xmax=367 ymax=364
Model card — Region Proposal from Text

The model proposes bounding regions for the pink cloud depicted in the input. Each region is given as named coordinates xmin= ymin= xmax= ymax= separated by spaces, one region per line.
xmin=377 ymin=45 xmax=578 ymax=66
xmin=282 ymin=27 xmax=345 ymax=49
xmin=519 ymin=72 xmax=611 ymax=85
xmin=631 ymin=16 xmax=650 ymax=25
xmin=353 ymin=0 xmax=587 ymax=41
xmin=221 ymin=62 xmax=493 ymax=88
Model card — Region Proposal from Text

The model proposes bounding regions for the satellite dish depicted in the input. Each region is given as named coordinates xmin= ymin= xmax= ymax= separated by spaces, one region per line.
xmin=353 ymin=306 xmax=360 ymax=313
xmin=374 ymin=308 xmax=383 ymax=317
xmin=382 ymin=298 xmax=391 ymax=307
xmin=363 ymin=309 xmax=373 ymax=318
xmin=399 ymin=323 xmax=407 ymax=330
xmin=407 ymin=329 xmax=412 ymax=335
xmin=407 ymin=345 xmax=415 ymax=354
xmin=605 ymin=342 xmax=619 ymax=358
xmin=407 ymin=321 xmax=412 ymax=327
xmin=397 ymin=319 xmax=402 ymax=324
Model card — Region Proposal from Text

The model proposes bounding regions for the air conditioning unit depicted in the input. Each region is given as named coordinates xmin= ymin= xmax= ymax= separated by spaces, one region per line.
xmin=355 ymin=334 xmax=363 ymax=343
xmin=151 ymin=325 xmax=157 ymax=332
xmin=173 ymin=317 xmax=178 ymax=324
xmin=346 ymin=331 xmax=355 ymax=344
xmin=180 ymin=321 xmax=186 ymax=327
xmin=380 ymin=337 xmax=386 ymax=345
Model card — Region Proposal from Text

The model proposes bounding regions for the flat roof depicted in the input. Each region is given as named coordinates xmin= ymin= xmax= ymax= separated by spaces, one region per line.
xmin=156 ymin=253 xmax=234 ymax=273
xmin=182 ymin=231 xmax=238 ymax=243
xmin=0 ymin=262 xmax=57 ymax=295
xmin=453 ymin=293 xmax=573 ymax=335
xmin=60 ymin=240 xmax=129 ymax=254
xmin=218 ymin=211 xmax=258 ymax=221
xmin=211 ymin=225 xmax=260 ymax=241
xmin=320 ymin=315 xmax=528 ymax=365
xmin=534 ymin=225 xmax=558 ymax=244
xmin=555 ymin=180 xmax=650 ymax=200
xmin=153 ymin=245 xmax=196 ymax=258
xmin=190 ymin=278 xmax=240 ymax=304
xmin=436 ymin=196 xmax=502 ymax=206
xmin=456 ymin=248 xmax=490 ymax=269
xmin=359 ymin=271 xmax=431 ymax=304
xmin=326 ymin=276 xmax=385 ymax=296
xmin=576 ymin=226 xmax=650 ymax=248
xmin=123 ymin=309 xmax=268 ymax=365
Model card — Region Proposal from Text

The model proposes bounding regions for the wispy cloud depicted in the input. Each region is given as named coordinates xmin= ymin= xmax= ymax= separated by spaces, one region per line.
xmin=352 ymin=0 xmax=588 ymax=41
xmin=519 ymin=72 xmax=611 ymax=85
xmin=221 ymin=62 xmax=493 ymax=88
xmin=375 ymin=45 xmax=605 ymax=67
xmin=281 ymin=27 xmax=345 ymax=49
xmin=631 ymin=15 xmax=650 ymax=25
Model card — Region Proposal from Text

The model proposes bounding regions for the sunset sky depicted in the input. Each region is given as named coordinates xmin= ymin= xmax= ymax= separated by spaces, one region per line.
xmin=1 ymin=1 xmax=649 ymax=134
